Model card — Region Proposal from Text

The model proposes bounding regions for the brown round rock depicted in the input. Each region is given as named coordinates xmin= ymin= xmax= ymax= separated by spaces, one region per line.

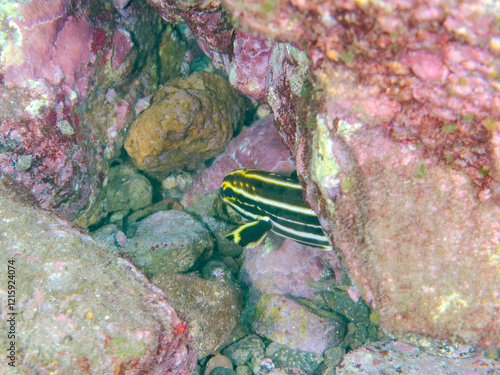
xmin=125 ymin=71 xmax=246 ymax=176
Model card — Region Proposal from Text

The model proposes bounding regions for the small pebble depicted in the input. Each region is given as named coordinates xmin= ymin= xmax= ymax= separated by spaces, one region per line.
xmin=115 ymin=230 xmax=127 ymax=247
xmin=15 ymin=154 xmax=32 ymax=172
xmin=56 ymin=119 xmax=75 ymax=135
xmin=205 ymin=355 xmax=233 ymax=375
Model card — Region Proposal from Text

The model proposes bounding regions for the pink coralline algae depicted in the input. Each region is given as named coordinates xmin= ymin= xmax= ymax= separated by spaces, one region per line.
xmin=243 ymin=237 xmax=347 ymax=300
xmin=5 ymin=2 xmax=93 ymax=94
xmin=182 ymin=115 xmax=295 ymax=206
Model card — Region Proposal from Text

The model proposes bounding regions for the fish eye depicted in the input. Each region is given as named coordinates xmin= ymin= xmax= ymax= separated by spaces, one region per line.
xmin=223 ymin=188 xmax=234 ymax=198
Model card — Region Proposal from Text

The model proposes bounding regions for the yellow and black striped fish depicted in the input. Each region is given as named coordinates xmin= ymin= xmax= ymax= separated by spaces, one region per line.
xmin=220 ymin=169 xmax=332 ymax=250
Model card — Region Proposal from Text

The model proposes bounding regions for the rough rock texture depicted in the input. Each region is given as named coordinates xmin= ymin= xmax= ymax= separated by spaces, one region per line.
xmin=182 ymin=115 xmax=295 ymax=206
xmin=265 ymin=343 xmax=323 ymax=375
xmin=243 ymin=237 xmax=346 ymax=299
xmin=152 ymin=272 xmax=242 ymax=359
xmin=148 ymin=0 xmax=500 ymax=346
xmin=320 ymin=125 xmax=500 ymax=345
xmin=0 ymin=178 xmax=196 ymax=374
xmin=105 ymin=164 xmax=153 ymax=213
xmin=252 ymin=294 xmax=346 ymax=356
xmin=337 ymin=341 xmax=500 ymax=374
xmin=124 ymin=71 xmax=247 ymax=176
xmin=222 ymin=334 xmax=266 ymax=368
xmin=118 ymin=210 xmax=214 ymax=278
xmin=0 ymin=0 xmax=200 ymax=223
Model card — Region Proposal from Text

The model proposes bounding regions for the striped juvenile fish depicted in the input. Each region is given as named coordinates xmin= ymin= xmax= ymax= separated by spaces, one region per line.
xmin=220 ymin=169 xmax=332 ymax=250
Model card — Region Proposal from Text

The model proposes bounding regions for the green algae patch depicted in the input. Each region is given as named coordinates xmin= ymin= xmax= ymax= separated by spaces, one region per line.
xmin=107 ymin=334 xmax=148 ymax=360
xmin=414 ymin=162 xmax=428 ymax=179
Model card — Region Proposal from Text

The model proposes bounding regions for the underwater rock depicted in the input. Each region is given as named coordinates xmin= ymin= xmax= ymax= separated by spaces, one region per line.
xmin=309 ymin=124 xmax=500 ymax=346
xmin=222 ymin=334 xmax=266 ymax=368
xmin=337 ymin=340 xmax=500 ymax=374
xmin=0 ymin=178 xmax=196 ymax=374
xmin=205 ymin=355 xmax=234 ymax=375
xmin=243 ymin=237 xmax=346 ymax=300
xmin=105 ymin=164 xmax=153 ymax=213
xmin=252 ymin=294 xmax=346 ymax=356
xmin=182 ymin=115 xmax=295 ymax=206
xmin=119 ymin=210 xmax=213 ymax=278
xmin=179 ymin=0 xmax=500 ymax=346
xmin=124 ymin=71 xmax=247 ymax=176
xmin=265 ymin=343 xmax=323 ymax=375
xmin=152 ymin=272 xmax=242 ymax=359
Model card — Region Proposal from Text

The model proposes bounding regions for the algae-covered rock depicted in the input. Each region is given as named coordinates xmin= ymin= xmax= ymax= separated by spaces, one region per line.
xmin=152 ymin=272 xmax=242 ymax=359
xmin=124 ymin=71 xmax=247 ymax=176
xmin=265 ymin=342 xmax=324 ymax=374
xmin=252 ymin=294 xmax=346 ymax=356
xmin=0 ymin=178 xmax=196 ymax=374
xmin=337 ymin=341 xmax=500 ymax=374
xmin=120 ymin=210 xmax=213 ymax=278
xmin=105 ymin=164 xmax=153 ymax=213
xmin=222 ymin=335 xmax=266 ymax=367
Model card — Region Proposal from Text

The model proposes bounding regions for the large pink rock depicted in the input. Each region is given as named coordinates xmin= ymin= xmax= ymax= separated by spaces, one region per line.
xmin=182 ymin=115 xmax=295 ymax=206
xmin=243 ymin=237 xmax=346 ymax=299
xmin=0 ymin=1 xmax=171 ymax=221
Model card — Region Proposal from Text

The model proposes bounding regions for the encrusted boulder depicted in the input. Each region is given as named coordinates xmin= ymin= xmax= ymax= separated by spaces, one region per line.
xmin=252 ymin=294 xmax=346 ymax=356
xmin=0 ymin=178 xmax=196 ymax=374
xmin=124 ymin=71 xmax=247 ymax=176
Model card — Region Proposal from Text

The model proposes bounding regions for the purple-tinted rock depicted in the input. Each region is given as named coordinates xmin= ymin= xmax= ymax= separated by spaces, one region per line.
xmin=0 ymin=1 xmax=192 ymax=224
xmin=337 ymin=341 xmax=500 ymax=374
xmin=182 ymin=115 xmax=295 ymax=206
xmin=252 ymin=294 xmax=346 ymax=356
xmin=0 ymin=178 xmax=196 ymax=374
xmin=243 ymin=237 xmax=346 ymax=300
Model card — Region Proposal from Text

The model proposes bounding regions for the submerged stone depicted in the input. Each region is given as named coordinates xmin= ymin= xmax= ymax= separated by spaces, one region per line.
xmin=152 ymin=272 xmax=242 ymax=359
xmin=124 ymin=71 xmax=247 ymax=176
xmin=0 ymin=178 xmax=196 ymax=374
xmin=252 ymin=294 xmax=346 ymax=356
xmin=119 ymin=210 xmax=213 ymax=278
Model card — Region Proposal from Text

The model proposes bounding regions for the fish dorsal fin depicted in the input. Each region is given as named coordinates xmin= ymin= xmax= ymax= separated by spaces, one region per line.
xmin=226 ymin=219 xmax=272 ymax=248
xmin=290 ymin=170 xmax=299 ymax=180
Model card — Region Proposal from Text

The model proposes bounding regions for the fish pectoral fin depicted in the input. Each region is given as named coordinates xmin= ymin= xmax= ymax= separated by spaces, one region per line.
xmin=226 ymin=219 xmax=272 ymax=248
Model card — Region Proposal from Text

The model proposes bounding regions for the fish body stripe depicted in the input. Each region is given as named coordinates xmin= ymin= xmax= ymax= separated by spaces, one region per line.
xmin=221 ymin=169 xmax=332 ymax=250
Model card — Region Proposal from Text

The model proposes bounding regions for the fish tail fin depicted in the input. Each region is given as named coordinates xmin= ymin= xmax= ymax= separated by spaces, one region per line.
xmin=226 ymin=219 xmax=272 ymax=248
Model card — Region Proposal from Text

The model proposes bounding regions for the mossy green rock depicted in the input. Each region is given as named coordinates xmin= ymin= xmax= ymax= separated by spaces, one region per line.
xmin=105 ymin=164 xmax=153 ymax=213
xmin=265 ymin=342 xmax=323 ymax=374
xmin=222 ymin=334 xmax=266 ymax=367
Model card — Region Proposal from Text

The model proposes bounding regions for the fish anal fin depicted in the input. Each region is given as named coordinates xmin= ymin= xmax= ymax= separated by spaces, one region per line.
xmin=226 ymin=219 xmax=272 ymax=248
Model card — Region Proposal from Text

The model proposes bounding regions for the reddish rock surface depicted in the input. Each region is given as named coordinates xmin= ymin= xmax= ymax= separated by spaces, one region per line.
xmin=182 ymin=115 xmax=295 ymax=206
xmin=0 ymin=1 xmax=191 ymax=222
